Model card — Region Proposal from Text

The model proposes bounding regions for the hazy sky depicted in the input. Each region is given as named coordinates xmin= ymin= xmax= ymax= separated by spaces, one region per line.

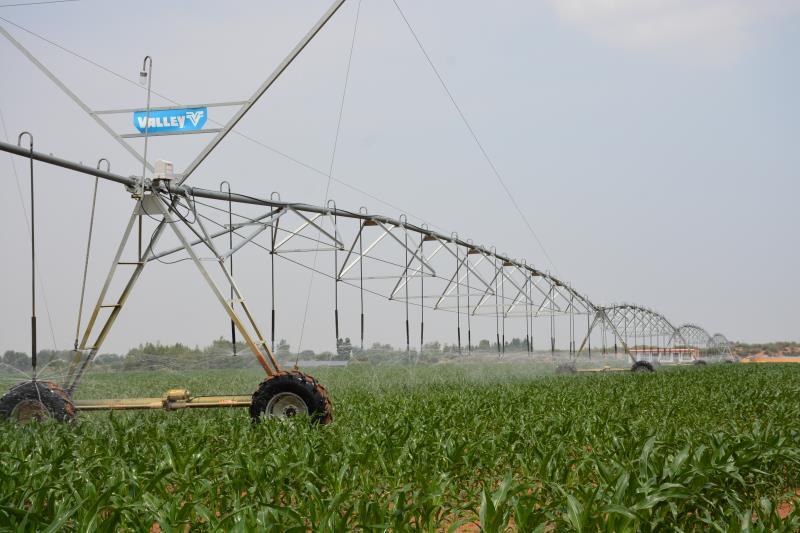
xmin=0 ymin=0 xmax=798 ymax=355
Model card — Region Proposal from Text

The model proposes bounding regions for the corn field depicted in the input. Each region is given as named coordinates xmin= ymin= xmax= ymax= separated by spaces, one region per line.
xmin=1 ymin=364 xmax=799 ymax=531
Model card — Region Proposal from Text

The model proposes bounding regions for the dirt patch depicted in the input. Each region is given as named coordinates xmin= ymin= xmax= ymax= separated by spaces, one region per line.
xmin=777 ymin=488 xmax=800 ymax=519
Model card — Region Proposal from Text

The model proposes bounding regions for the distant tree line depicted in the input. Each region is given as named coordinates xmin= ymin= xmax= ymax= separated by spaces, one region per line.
xmin=4 ymin=339 xmax=794 ymax=374
xmin=732 ymin=342 xmax=800 ymax=357
xmin=1 ymin=336 xmax=547 ymax=373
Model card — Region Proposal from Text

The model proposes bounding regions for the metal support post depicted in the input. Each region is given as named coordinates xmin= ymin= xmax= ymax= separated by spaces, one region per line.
xmin=18 ymin=132 xmax=36 ymax=378
xmin=220 ymin=180 xmax=237 ymax=355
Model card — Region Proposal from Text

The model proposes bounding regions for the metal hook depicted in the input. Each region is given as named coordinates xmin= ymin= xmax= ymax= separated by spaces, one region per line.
xmin=219 ymin=180 xmax=232 ymax=226
xmin=399 ymin=213 xmax=408 ymax=225
xmin=270 ymin=191 xmax=281 ymax=202
xmin=359 ymin=206 xmax=368 ymax=215
xmin=140 ymin=56 xmax=152 ymax=79
xmin=17 ymin=131 xmax=33 ymax=151
xmin=96 ymin=158 xmax=110 ymax=172
xmin=327 ymin=199 xmax=337 ymax=213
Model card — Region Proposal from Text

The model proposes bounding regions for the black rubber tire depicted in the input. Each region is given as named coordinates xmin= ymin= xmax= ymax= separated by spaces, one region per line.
xmin=0 ymin=381 xmax=75 ymax=423
xmin=631 ymin=361 xmax=655 ymax=373
xmin=250 ymin=371 xmax=332 ymax=425
xmin=694 ymin=360 xmax=707 ymax=366
xmin=555 ymin=364 xmax=577 ymax=375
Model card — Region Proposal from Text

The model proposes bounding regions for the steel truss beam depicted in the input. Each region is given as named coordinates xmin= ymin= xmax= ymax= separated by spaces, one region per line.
xmin=0 ymin=140 xmax=727 ymax=358
xmin=575 ymin=304 xmax=687 ymax=363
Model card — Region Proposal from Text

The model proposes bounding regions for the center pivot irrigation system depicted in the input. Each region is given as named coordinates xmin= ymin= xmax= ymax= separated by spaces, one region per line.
xmin=0 ymin=0 xmax=732 ymax=423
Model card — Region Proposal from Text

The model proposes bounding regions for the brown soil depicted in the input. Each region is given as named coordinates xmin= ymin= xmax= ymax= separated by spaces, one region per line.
xmin=778 ymin=501 xmax=793 ymax=519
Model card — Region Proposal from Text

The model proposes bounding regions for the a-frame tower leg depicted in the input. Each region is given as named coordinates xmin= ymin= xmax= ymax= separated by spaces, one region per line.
xmin=64 ymin=194 xmax=281 ymax=396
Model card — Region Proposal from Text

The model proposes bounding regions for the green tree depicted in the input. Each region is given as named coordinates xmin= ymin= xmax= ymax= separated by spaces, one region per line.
xmin=2 ymin=350 xmax=29 ymax=371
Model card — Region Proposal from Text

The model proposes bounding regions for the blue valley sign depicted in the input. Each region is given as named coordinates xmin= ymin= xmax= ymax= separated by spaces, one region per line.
xmin=133 ymin=107 xmax=208 ymax=134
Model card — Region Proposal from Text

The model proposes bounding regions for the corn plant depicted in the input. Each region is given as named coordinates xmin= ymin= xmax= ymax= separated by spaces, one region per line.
xmin=0 ymin=364 xmax=798 ymax=530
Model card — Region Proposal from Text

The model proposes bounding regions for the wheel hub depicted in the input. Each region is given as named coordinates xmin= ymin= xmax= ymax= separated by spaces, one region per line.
xmin=266 ymin=392 xmax=308 ymax=419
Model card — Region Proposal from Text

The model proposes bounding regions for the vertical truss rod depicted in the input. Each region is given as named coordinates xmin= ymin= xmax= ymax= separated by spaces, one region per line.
xmin=434 ymin=250 xmax=487 ymax=310
xmin=576 ymin=309 xmax=634 ymax=363
xmin=338 ymin=223 xmax=391 ymax=277
xmin=389 ymin=237 xmax=426 ymax=300
xmin=503 ymin=272 xmax=531 ymax=316
xmin=499 ymin=266 xmax=533 ymax=316
xmin=528 ymin=276 xmax=561 ymax=313
xmin=389 ymin=241 xmax=444 ymax=298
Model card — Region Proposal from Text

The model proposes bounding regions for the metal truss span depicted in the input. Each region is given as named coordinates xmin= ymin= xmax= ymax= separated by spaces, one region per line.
xmin=0 ymin=138 xmax=593 ymax=319
xmin=0 ymin=139 xmax=732 ymax=362
xmin=675 ymin=323 xmax=713 ymax=347
xmin=711 ymin=334 xmax=734 ymax=359
xmin=578 ymin=304 xmax=683 ymax=363
xmin=144 ymin=198 xmax=595 ymax=334
xmin=124 ymin=186 xmax=734 ymax=363
xmin=577 ymin=305 xmax=735 ymax=365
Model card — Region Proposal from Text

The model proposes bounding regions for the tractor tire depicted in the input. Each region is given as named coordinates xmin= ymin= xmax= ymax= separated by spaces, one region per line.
xmin=250 ymin=371 xmax=332 ymax=425
xmin=0 ymin=381 xmax=75 ymax=423
xmin=631 ymin=361 xmax=655 ymax=373
xmin=694 ymin=360 xmax=707 ymax=366
xmin=555 ymin=364 xmax=577 ymax=375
